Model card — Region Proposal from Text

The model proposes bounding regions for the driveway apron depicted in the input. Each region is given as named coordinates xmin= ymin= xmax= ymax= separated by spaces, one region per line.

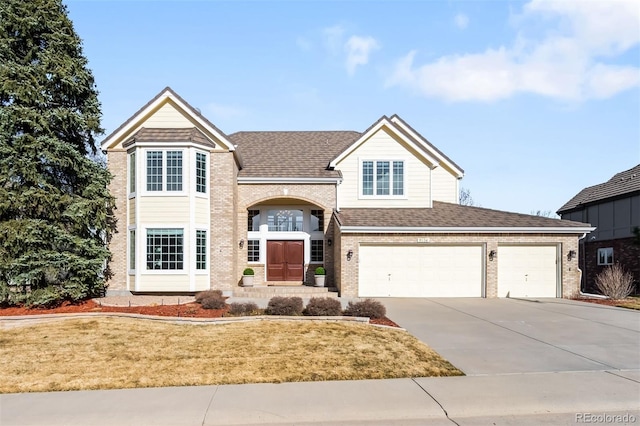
xmin=383 ymin=297 xmax=640 ymax=375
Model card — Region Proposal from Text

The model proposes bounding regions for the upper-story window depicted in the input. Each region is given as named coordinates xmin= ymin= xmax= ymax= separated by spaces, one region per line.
xmin=196 ymin=152 xmax=207 ymax=193
xmin=267 ymin=209 xmax=303 ymax=232
xmin=597 ymin=248 xmax=613 ymax=265
xmin=362 ymin=160 xmax=404 ymax=197
xmin=129 ymin=152 xmax=136 ymax=194
xmin=311 ymin=209 xmax=324 ymax=232
xmin=248 ymin=210 xmax=260 ymax=231
xmin=146 ymin=150 xmax=183 ymax=192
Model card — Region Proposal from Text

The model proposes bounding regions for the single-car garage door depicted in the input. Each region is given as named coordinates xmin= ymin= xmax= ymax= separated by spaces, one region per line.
xmin=358 ymin=245 xmax=483 ymax=297
xmin=497 ymin=246 xmax=558 ymax=298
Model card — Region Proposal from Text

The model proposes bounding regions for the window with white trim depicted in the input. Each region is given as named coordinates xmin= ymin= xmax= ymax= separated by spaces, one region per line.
xmin=129 ymin=229 xmax=135 ymax=270
xmin=196 ymin=230 xmax=206 ymax=270
xmin=129 ymin=152 xmax=136 ymax=194
xmin=311 ymin=240 xmax=323 ymax=262
xmin=362 ymin=160 xmax=404 ymax=196
xmin=196 ymin=152 xmax=207 ymax=193
xmin=146 ymin=150 xmax=183 ymax=192
xmin=146 ymin=228 xmax=184 ymax=270
xmin=597 ymin=248 xmax=613 ymax=265
xmin=248 ymin=210 xmax=260 ymax=231
xmin=311 ymin=209 xmax=324 ymax=232
xmin=247 ymin=239 xmax=260 ymax=262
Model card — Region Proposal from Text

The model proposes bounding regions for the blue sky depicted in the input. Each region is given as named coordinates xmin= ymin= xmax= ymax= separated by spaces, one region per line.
xmin=65 ymin=0 xmax=639 ymax=215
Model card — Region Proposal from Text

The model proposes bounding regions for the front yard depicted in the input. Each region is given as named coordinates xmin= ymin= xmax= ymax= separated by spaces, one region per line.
xmin=0 ymin=317 xmax=463 ymax=393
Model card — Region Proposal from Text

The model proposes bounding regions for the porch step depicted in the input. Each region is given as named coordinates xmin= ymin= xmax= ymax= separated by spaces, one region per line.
xmin=233 ymin=286 xmax=339 ymax=299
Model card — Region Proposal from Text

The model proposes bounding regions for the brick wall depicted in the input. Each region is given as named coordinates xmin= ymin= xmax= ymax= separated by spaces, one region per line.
xmin=236 ymin=183 xmax=336 ymax=288
xmin=582 ymin=238 xmax=640 ymax=295
xmin=105 ymin=150 xmax=127 ymax=292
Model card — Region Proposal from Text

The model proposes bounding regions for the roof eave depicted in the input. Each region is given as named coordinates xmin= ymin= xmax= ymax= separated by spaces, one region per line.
xmin=337 ymin=226 xmax=596 ymax=234
xmin=237 ymin=177 xmax=342 ymax=184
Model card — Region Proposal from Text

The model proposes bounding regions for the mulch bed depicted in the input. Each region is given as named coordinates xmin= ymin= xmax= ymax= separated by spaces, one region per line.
xmin=0 ymin=300 xmax=401 ymax=327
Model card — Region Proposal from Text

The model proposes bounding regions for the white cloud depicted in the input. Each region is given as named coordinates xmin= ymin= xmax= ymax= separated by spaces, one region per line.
xmin=345 ymin=35 xmax=380 ymax=75
xmin=454 ymin=13 xmax=469 ymax=30
xmin=321 ymin=25 xmax=380 ymax=75
xmin=386 ymin=0 xmax=640 ymax=102
xmin=296 ymin=36 xmax=312 ymax=51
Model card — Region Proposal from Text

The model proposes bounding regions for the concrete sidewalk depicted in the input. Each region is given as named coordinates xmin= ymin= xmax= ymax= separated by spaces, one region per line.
xmin=1 ymin=372 xmax=638 ymax=425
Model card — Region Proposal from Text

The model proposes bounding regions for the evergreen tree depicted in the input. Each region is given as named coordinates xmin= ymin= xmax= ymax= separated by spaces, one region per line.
xmin=0 ymin=0 xmax=115 ymax=306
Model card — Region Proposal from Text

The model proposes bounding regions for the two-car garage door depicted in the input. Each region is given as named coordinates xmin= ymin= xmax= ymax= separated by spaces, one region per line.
xmin=358 ymin=245 xmax=484 ymax=297
xmin=358 ymin=244 xmax=559 ymax=298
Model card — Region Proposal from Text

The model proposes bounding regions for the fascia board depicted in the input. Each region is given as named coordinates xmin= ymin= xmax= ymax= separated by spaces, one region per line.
xmin=390 ymin=116 xmax=464 ymax=178
xmin=329 ymin=119 xmax=439 ymax=168
xmin=237 ymin=177 xmax=342 ymax=184
xmin=338 ymin=226 xmax=597 ymax=234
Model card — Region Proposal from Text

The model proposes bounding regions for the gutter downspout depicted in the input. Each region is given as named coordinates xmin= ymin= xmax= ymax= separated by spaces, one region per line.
xmin=577 ymin=232 xmax=606 ymax=298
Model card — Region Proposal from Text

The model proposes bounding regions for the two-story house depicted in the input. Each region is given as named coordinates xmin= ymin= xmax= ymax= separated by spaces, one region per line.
xmin=101 ymin=87 xmax=593 ymax=299
xmin=558 ymin=165 xmax=640 ymax=294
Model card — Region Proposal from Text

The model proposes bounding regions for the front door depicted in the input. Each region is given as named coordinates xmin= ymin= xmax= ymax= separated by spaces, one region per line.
xmin=267 ymin=240 xmax=304 ymax=281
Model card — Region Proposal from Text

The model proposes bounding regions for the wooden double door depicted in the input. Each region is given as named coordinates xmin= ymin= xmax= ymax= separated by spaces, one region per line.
xmin=266 ymin=240 xmax=304 ymax=281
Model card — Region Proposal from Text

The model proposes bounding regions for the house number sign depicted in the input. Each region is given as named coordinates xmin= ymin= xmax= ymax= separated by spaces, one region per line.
xmin=417 ymin=238 xmax=430 ymax=243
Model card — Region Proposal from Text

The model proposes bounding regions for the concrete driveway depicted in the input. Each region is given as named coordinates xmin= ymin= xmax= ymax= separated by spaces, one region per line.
xmin=383 ymin=297 xmax=640 ymax=375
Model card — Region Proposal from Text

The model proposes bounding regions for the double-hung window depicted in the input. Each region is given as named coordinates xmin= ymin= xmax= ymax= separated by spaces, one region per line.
xmin=196 ymin=152 xmax=207 ymax=194
xmin=196 ymin=230 xmax=207 ymax=270
xmin=146 ymin=150 xmax=183 ymax=192
xmin=362 ymin=160 xmax=404 ymax=197
xmin=146 ymin=229 xmax=184 ymax=270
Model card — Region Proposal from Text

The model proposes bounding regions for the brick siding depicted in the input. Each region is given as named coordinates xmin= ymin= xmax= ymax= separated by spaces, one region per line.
xmin=582 ymin=238 xmax=640 ymax=295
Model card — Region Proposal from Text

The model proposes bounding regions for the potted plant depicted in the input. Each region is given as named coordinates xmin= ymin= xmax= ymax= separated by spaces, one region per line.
xmin=242 ymin=268 xmax=255 ymax=287
xmin=314 ymin=266 xmax=326 ymax=287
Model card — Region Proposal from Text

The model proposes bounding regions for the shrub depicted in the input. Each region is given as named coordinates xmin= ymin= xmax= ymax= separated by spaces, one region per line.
xmin=304 ymin=297 xmax=342 ymax=316
xmin=227 ymin=302 xmax=261 ymax=316
xmin=343 ymin=299 xmax=386 ymax=319
xmin=194 ymin=290 xmax=223 ymax=303
xmin=243 ymin=268 xmax=255 ymax=276
xmin=265 ymin=296 xmax=304 ymax=316
xmin=200 ymin=295 xmax=227 ymax=310
xmin=595 ymin=264 xmax=635 ymax=300
xmin=314 ymin=266 xmax=326 ymax=275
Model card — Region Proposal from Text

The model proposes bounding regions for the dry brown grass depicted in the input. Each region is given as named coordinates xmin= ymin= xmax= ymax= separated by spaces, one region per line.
xmin=0 ymin=317 xmax=462 ymax=393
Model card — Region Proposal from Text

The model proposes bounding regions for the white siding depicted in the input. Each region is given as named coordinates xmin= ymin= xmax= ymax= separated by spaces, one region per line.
xmin=139 ymin=197 xmax=190 ymax=222
xmin=195 ymin=275 xmax=209 ymax=291
xmin=137 ymin=274 xmax=190 ymax=292
xmin=140 ymin=102 xmax=194 ymax=128
xmin=195 ymin=197 xmax=209 ymax=225
xmin=128 ymin=198 xmax=135 ymax=225
xmin=336 ymin=128 xmax=431 ymax=208
xmin=431 ymin=165 xmax=458 ymax=204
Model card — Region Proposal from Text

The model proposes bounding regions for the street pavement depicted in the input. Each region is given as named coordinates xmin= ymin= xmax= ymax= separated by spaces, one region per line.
xmin=1 ymin=297 xmax=639 ymax=425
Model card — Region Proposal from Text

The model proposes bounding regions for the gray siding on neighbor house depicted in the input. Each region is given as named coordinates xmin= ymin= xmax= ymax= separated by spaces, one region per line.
xmin=565 ymin=194 xmax=639 ymax=241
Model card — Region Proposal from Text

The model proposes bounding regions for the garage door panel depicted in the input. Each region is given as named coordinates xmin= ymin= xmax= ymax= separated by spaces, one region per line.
xmin=359 ymin=245 xmax=483 ymax=297
xmin=497 ymin=246 xmax=557 ymax=298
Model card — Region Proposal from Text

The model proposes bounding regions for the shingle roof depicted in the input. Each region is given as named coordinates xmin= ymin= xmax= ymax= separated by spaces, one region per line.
xmin=229 ymin=131 xmax=361 ymax=179
xmin=335 ymin=202 xmax=592 ymax=229
xmin=558 ymin=164 xmax=640 ymax=213
xmin=122 ymin=127 xmax=216 ymax=148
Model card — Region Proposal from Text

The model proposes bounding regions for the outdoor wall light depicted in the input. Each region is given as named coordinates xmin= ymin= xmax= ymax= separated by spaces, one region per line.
xmin=488 ymin=250 xmax=497 ymax=261
xmin=567 ymin=250 xmax=576 ymax=261
xmin=347 ymin=249 xmax=353 ymax=261
xmin=327 ymin=239 xmax=332 ymax=246
xmin=239 ymin=239 xmax=244 ymax=249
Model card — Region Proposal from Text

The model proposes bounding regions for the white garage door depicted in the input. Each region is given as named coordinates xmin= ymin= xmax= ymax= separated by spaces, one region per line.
xmin=497 ymin=246 xmax=558 ymax=298
xmin=358 ymin=245 xmax=483 ymax=297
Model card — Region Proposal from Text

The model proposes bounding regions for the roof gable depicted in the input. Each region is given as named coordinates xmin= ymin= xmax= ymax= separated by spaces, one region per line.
xmin=329 ymin=116 xmax=443 ymax=169
xmin=558 ymin=164 xmax=640 ymax=213
xmin=100 ymin=87 xmax=234 ymax=151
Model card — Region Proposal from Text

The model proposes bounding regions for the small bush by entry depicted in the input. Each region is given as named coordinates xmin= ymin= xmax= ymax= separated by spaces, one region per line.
xmin=265 ymin=296 xmax=304 ymax=316
xmin=343 ymin=299 xmax=386 ymax=319
xmin=303 ymin=297 xmax=342 ymax=316
xmin=227 ymin=302 xmax=261 ymax=316
xmin=195 ymin=290 xmax=226 ymax=310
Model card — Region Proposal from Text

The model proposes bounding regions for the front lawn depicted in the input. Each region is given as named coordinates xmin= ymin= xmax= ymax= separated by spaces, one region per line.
xmin=0 ymin=317 xmax=463 ymax=393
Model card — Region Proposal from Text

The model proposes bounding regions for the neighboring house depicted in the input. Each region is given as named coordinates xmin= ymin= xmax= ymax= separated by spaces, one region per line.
xmin=101 ymin=87 xmax=594 ymax=299
xmin=558 ymin=165 xmax=640 ymax=294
